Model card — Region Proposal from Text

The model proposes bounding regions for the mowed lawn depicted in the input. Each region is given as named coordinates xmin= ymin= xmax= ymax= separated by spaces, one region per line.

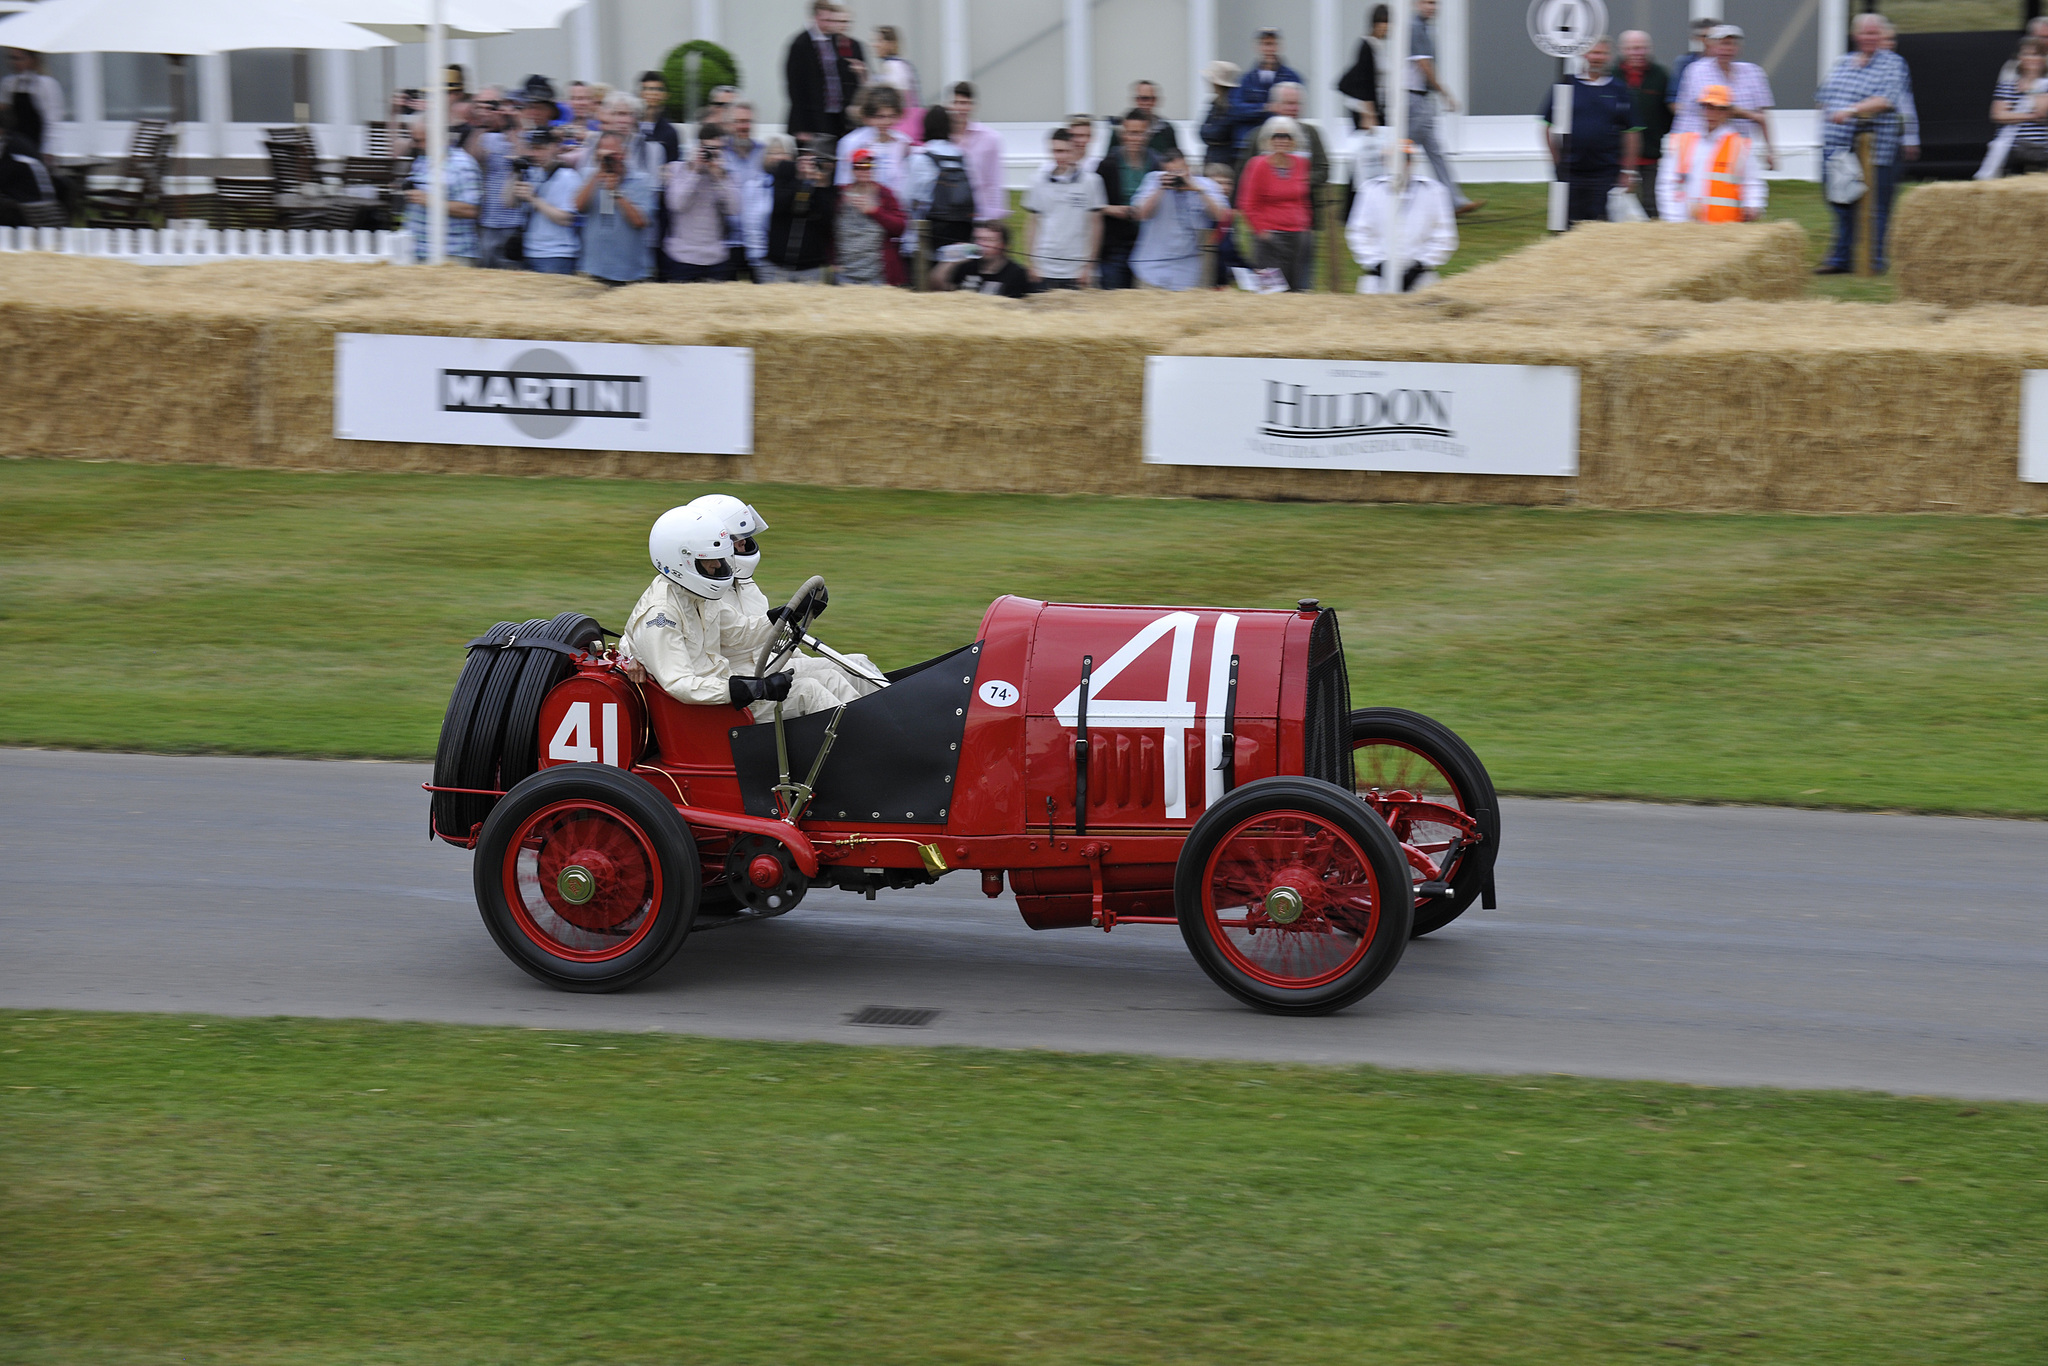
xmin=4 ymin=459 xmax=2045 ymax=814
xmin=2 ymin=1012 xmax=2042 ymax=1366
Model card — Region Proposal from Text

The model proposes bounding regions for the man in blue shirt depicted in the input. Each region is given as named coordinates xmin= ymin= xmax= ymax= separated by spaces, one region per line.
xmin=1538 ymin=35 xmax=1642 ymax=225
xmin=575 ymin=130 xmax=655 ymax=284
xmin=1230 ymin=28 xmax=1305 ymax=151
xmin=403 ymin=124 xmax=482 ymax=264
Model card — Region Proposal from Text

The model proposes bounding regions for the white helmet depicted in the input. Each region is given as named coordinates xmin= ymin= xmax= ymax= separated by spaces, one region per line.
xmin=648 ymin=506 xmax=737 ymax=600
xmin=685 ymin=494 xmax=770 ymax=582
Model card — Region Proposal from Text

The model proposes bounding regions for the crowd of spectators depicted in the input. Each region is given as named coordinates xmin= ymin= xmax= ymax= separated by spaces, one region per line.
xmin=376 ymin=0 xmax=1474 ymax=294
xmin=17 ymin=4 xmax=2048 ymax=289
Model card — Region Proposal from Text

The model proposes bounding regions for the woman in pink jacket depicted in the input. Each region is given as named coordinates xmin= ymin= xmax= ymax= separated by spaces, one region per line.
xmin=1237 ymin=115 xmax=1314 ymax=291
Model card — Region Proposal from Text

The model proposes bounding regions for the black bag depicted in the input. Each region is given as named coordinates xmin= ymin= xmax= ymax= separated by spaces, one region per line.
xmin=926 ymin=151 xmax=974 ymax=222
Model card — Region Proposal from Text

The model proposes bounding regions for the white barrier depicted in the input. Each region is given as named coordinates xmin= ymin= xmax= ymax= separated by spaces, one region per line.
xmin=0 ymin=224 xmax=414 ymax=266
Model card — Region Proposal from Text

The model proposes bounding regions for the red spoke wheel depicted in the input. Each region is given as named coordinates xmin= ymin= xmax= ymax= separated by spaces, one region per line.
xmin=1350 ymin=708 xmax=1500 ymax=938
xmin=473 ymin=764 xmax=699 ymax=992
xmin=1176 ymin=777 xmax=1413 ymax=1015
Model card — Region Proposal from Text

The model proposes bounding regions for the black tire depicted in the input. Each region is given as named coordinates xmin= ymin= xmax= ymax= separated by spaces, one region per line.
xmin=1349 ymin=707 xmax=1500 ymax=937
xmin=459 ymin=617 xmax=547 ymax=805
xmin=1175 ymin=776 xmax=1414 ymax=1016
xmin=500 ymin=612 xmax=605 ymax=788
xmin=432 ymin=620 xmax=515 ymax=840
xmin=473 ymin=764 xmax=700 ymax=992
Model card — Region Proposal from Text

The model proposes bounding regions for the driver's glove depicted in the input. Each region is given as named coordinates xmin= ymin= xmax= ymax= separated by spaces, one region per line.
xmin=808 ymin=584 xmax=828 ymax=618
xmin=728 ymin=670 xmax=795 ymax=708
xmin=765 ymin=605 xmax=785 ymax=624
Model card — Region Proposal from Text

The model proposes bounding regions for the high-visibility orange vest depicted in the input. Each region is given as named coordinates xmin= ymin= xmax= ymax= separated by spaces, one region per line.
xmin=1675 ymin=130 xmax=1750 ymax=223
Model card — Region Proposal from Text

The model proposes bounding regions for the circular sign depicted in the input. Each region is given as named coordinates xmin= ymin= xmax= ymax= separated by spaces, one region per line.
xmin=1527 ymin=0 xmax=1608 ymax=58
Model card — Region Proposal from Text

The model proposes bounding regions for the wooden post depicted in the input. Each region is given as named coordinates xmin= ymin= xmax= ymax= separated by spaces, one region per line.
xmin=1321 ymin=183 xmax=1341 ymax=290
xmin=912 ymin=218 xmax=930 ymax=290
xmin=1853 ymin=130 xmax=1875 ymax=277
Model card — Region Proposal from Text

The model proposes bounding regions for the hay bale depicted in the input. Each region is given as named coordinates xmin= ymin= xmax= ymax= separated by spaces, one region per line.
xmin=1605 ymin=299 xmax=2048 ymax=514
xmin=1893 ymin=176 xmax=2048 ymax=306
xmin=6 ymin=247 xmax=2048 ymax=514
xmin=1437 ymin=220 xmax=1806 ymax=307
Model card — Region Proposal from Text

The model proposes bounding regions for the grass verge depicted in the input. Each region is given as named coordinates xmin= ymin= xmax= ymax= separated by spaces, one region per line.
xmin=3 ymin=1011 xmax=2042 ymax=1365
xmin=4 ymin=459 xmax=2046 ymax=814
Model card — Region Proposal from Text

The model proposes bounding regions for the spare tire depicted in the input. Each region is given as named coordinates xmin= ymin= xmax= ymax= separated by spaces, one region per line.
xmin=432 ymin=621 xmax=516 ymax=841
xmin=501 ymin=611 xmax=606 ymax=788
xmin=455 ymin=618 xmax=549 ymax=833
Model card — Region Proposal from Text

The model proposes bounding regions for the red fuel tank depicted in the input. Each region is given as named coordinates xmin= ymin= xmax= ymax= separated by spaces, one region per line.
xmin=537 ymin=665 xmax=646 ymax=773
xmin=961 ymin=596 xmax=1319 ymax=836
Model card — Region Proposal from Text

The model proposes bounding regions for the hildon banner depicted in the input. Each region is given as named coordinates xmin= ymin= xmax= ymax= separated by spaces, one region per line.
xmin=333 ymin=333 xmax=752 ymax=454
xmin=1142 ymin=356 xmax=1579 ymax=477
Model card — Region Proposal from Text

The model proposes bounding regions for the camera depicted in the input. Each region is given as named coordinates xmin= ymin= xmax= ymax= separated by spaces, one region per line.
xmin=1164 ymin=172 xmax=1185 ymax=189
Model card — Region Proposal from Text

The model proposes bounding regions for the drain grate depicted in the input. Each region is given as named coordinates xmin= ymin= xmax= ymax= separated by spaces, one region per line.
xmin=847 ymin=1006 xmax=940 ymax=1028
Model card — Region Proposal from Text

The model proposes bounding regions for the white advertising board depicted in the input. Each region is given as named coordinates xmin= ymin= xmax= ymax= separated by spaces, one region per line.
xmin=333 ymin=333 xmax=752 ymax=454
xmin=2023 ymin=371 xmax=2048 ymax=482
xmin=1142 ymin=356 xmax=1579 ymax=476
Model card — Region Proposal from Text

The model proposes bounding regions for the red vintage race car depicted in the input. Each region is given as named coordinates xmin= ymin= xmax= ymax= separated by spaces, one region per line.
xmin=429 ymin=586 xmax=1499 ymax=1015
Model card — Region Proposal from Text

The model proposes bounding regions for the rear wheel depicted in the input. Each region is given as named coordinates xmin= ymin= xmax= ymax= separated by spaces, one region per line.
xmin=473 ymin=764 xmax=699 ymax=991
xmin=1176 ymin=777 xmax=1413 ymax=1016
xmin=1350 ymin=708 xmax=1499 ymax=937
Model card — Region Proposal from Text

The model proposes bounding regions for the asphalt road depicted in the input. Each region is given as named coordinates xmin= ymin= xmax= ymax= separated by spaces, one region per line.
xmin=3 ymin=749 xmax=2043 ymax=1100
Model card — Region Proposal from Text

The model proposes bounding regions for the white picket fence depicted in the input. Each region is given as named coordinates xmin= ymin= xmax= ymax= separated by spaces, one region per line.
xmin=0 ymin=223 xmax=415 ymax=267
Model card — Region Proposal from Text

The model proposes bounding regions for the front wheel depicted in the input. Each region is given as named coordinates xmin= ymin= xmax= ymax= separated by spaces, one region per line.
xmin=473 ymin=764 xmax=699 ymax=992
xmin=1176 ymin=777 xmax=1414 ymax=1016
xmin=1350 ymin=708 xmax=1500 ymax=937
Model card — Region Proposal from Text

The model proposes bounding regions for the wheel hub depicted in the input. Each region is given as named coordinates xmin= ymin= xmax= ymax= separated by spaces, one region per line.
xmin=1262 ymin=885 xmax=1306 ymax=924
xmin=556 ymin=850 xmax=615 ymax=906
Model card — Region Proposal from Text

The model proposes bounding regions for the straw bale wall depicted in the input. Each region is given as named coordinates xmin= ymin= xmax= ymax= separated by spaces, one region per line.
xmin=1 ymin=225 xmax=2044 ymax=514
xmin=1893 ymin=177 xmax=2048 ymax=307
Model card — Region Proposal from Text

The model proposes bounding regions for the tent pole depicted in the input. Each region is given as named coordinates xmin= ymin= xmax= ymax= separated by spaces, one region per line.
xmin=427 ymin=2 xmax=446 ymax=264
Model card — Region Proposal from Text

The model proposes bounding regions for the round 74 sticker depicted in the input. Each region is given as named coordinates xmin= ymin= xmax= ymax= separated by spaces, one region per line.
xmin=977 ymin=679 xmax=1020 ymax=708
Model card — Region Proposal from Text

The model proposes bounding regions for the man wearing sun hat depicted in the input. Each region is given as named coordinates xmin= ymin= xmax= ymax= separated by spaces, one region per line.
xmin=1657 ymin=82 xmax=1764 ymax=224
xmin=1673 ymin=23 xmax=1777 ymax=171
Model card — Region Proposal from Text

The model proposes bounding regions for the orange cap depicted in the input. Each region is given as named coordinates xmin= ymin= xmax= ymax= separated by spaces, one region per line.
xmin=1699 ymin=83 xmax=1733 ymax=107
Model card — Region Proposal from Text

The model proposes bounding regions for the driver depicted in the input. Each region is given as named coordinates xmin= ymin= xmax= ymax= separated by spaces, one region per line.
xmin=686 ymin=492 xmax=881 ymax=705
xmin=619 ymin=505 xmax=842 ymax=720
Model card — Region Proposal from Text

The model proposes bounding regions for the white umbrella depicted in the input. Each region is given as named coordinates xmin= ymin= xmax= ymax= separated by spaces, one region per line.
xmin=294 ymin=0 xmax=510 ymax=42
xmin=0 ymin=0 xmax=393 ymax=52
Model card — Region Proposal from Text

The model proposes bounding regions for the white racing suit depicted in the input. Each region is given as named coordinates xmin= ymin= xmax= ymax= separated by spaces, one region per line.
xmin=728 ymin=578 xmax=882 ymax=706
xmin=620 ymin=575 xmax=843 ymax=721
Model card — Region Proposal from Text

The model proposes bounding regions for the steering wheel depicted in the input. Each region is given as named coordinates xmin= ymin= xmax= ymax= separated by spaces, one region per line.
xmin=756 ymin=575 xmax=827 ymax=677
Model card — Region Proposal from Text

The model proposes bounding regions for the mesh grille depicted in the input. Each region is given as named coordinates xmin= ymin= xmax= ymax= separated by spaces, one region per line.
xmin=1303 ymin=610 xmax=1355 ymax=790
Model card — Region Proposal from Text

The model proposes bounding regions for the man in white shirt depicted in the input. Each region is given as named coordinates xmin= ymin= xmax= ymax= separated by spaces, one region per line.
xmin=1023 ymin=128 xmax=1106 ymax=287
xmin=833 ymin=86 xmax=911 ymax=200
xmin=1346 ymin=143 xmax=1458 ymax=292
xmin=1673 ymin=24 xmax=1778 ymax=170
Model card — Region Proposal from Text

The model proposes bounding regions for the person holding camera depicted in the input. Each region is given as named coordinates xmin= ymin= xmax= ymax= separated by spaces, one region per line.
xmin=511 ymin=130 xmax=581 ymax=275
xmin=762 ymin=144 xmax=837 ymax=283
xmin=664 ymin=122 xmax=741 ymax=283
xmin=468 ymin=88 xmax=527 ymax=269
xmin=403 ymin=121 xmax=482 ymax=265
xmin=574 ymin=130 xmax=654 ymax=284
xmin=1129 ymin=146 xmax=1230 ymax=291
